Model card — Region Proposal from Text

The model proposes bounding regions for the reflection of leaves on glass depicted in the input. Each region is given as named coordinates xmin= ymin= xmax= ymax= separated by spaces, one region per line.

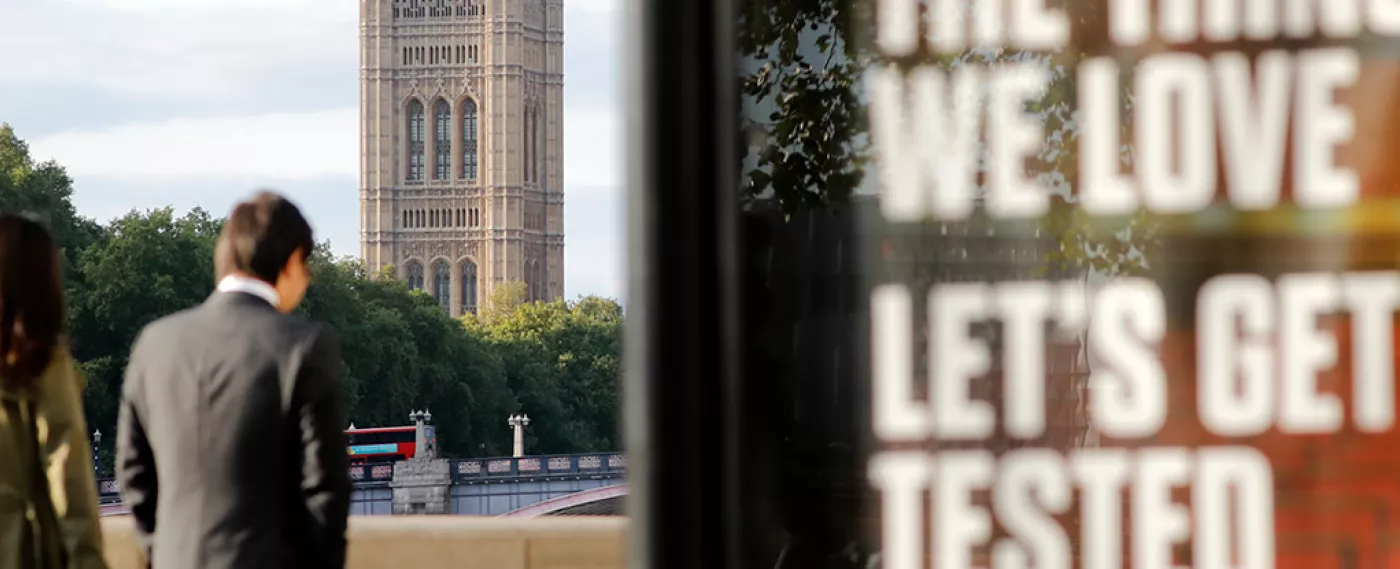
xmin=737 ymin=4 xmax=1154 ymax=568
xmin=738 ymin=2 xmax=1155 ymax=275
xmin=739 ymin=0 xmax=873 ymax=213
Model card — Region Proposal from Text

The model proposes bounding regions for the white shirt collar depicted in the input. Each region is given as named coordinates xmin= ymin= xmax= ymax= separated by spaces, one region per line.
xmin=216 ymin=275 xmax=280 ymax=308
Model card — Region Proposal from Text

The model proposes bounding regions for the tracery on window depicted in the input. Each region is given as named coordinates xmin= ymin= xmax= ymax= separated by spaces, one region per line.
xmin=433 ymin=100 xmax=451 ymax=179
xmin=433 ymin=259 xmax=451 ymax=312
xmin=461 ymin=99 xmax=479 ymax=180
xmin=407 ymin=100 xmax=425 ymax=181
xmin=461 ymin=260 xmax=479 ymax=314
xmin=524 ymin=103 xmax=533 ymax=183
xmin=406 ymin=261 xmax=425 ymax=291
xmin=534 ymin=105 xmax=544 ymax=185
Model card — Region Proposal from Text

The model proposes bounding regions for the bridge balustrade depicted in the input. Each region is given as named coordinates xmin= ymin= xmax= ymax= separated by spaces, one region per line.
xmin=96 ymin=451 xmax=627 ymax=499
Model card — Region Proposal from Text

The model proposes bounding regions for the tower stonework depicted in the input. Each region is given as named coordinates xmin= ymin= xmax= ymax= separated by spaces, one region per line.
xmin=360 ymin=0 xmax=564 ymax=316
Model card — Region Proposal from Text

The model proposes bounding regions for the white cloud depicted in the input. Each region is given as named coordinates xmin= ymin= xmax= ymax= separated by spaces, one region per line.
xmin=0 ymin=1 xmax=356 ymax=101
xmin=30 ymin=109 xmax=359 ymax=181
xmin=30 ymin=104 xmax=621 ymax=188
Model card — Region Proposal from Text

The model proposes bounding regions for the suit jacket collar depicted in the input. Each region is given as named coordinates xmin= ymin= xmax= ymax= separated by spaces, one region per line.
xmin=216 ymin=275 xmax=280 ymax=308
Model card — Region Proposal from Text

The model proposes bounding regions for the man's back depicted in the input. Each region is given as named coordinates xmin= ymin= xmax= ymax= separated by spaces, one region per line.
xmin=117 ymin=291 xmax=349 ymax=569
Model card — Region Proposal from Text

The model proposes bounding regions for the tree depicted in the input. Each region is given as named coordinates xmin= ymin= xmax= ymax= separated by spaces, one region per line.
xmin=67 ymin=207 xmax=221 ymax=446
xmin=474 ymin=279 xmax=529 ymax=323
xmin=0 ymin=124 xmax=103 ymax=262
xmin=470 ymin=295 xmax=624 ymax=454
xmin=0 ymin=125 xmax=625 ymax=471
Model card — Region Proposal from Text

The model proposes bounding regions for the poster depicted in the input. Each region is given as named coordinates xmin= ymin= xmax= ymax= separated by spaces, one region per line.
xmin=862 ymin=1 xmax=1400 ymax=568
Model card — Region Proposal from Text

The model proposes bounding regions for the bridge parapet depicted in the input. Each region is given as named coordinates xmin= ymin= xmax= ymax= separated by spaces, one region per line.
xmin=451 ymin=452 xmax=628 ymax=482
xmin=100 ymin=516 xmax=627 ymax=569
xmin=97 ymin=452 xmax=628 ymax=502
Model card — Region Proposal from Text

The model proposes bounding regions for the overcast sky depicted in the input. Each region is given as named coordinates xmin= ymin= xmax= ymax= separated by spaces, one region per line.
xmin=0 ymin=0 xmax=625 ymax=301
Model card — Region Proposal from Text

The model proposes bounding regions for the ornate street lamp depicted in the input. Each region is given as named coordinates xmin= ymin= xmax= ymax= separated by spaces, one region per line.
xmin=91 ymin=429 xmax=102 ymax=477
xmin=507 ymin=414 xmax=531 ymax=457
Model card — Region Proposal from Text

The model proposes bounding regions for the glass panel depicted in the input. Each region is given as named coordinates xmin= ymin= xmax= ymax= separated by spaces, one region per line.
xmin=434 ymin=100 xmax=451 ymax=180
xmin=406 ymin=100 xmax=425 ymax=181
xmin=461 ymin=100 xmax=478 ymax=180
xmin=460 ymin=261 xmax=477 ymax=313
xmin=406 ymin=261 xmax=424 ymax=291
xmin=433 ymin=260 xmax=451 ymax=312
xmin=693 ymin=1 xmax=1400 ymax=567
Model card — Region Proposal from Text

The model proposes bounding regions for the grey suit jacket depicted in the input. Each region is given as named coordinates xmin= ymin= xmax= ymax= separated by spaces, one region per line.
xmin=116 ymin=291 xmax=350 ymax=569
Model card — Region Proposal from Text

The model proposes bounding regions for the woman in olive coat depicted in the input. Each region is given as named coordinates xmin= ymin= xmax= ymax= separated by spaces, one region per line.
xmin=0 ymin=214 xmax=107 ymax=569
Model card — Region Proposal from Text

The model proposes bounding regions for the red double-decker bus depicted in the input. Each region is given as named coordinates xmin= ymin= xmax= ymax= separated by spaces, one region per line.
xmin=345 ymin=425 xmax=435 ymax=463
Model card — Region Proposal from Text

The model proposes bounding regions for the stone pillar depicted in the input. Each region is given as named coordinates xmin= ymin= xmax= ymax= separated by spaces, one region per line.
xmin=390 ymin=458 xmax=452 ymax=515
xmin=409 ymin=409 xmax=434 ymax=459
xmin=508 ymin=414 xmax=530 ymax=457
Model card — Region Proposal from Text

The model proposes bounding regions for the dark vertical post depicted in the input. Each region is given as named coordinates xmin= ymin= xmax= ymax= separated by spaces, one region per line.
xmin=624 ymin=0 xmax=740 ymax=567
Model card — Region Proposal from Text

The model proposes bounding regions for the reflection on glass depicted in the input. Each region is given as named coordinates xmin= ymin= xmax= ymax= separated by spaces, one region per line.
xmin=735 ymin=1 xmax=1400 ymax=567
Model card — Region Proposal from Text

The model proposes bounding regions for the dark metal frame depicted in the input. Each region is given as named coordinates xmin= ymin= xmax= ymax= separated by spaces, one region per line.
xmin=624 ymin=0 xmax=743 ymax=567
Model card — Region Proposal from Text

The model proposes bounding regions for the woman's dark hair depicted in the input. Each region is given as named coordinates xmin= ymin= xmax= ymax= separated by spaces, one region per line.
xmin=0 ymin=213 xmax=64 ymax=390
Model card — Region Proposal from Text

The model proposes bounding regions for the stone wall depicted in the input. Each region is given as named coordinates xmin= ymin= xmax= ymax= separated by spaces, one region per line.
xmin=99 ymin=516 xmax=627 ymax=569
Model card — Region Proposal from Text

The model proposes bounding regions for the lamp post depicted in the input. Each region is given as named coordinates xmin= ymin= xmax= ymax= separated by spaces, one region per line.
xmin=91 ymin=429 xmax=102 ymax=477
xmin=408 ymin=409 xmax=433 ymax=460
xmin=507 ymin=414 xmax=530 ymax=457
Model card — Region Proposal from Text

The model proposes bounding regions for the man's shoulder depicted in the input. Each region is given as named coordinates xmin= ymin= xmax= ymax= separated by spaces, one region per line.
xmin=132 ymin=299 xmax=323 ymax=354
xmin=132 ymin=306 xmax=202 ymax=348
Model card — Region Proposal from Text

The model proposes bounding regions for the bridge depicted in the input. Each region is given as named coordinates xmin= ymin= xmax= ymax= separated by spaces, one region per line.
xmin=95 ymin=451 xmax=627 ymax=517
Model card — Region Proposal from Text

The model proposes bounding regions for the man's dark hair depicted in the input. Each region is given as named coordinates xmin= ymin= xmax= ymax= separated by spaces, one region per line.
xmin=0 ymin=213 xmax=65 ymax=389
xmin=214 ymin=191 xmax=315 ymax=284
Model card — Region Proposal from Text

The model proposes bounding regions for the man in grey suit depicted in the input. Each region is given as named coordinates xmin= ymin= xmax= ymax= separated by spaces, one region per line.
xmin=116 ymin=191 xmax=350 ymax=569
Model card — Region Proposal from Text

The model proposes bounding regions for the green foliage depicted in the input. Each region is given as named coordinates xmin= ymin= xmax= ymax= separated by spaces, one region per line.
xmin=475 ymin=279 xmax=529 ymax=324
xmin=738 ymin=6 xmax=1153 ymax=275
xmin=0 ymin=126 xmax=624 ymax=468
xmin=470 ymin=296 xmax=623 ymax=454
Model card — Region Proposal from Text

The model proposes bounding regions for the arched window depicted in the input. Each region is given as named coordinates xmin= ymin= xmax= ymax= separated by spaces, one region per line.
xmin=461 ymin=260 xmax=478 ymax=314
xmin=407 ymin=100 xmax=425 ymax=181
xmin=527 ymin=260 xmax=538 ymax=301
xmin=461 ymin=99 xmax=479 ymax=180
xmin=533 ymin=105 xmax=544 ymax=185
xmin=433 ymin=259 xmax=451 ymax=312
xmin=524 ymin=103 xmax=533 ymax=183
xmin=534 ymin=260 xmax=546 ymax=301
xmin=433 ymin=100 xmax=451 ymax=179
xmin=406 ymin=261 xmax=425 ymax=291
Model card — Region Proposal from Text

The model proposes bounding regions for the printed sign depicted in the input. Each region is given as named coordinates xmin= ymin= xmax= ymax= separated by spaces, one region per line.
xmin=349 ymin=443 xmax=399 ymax=456
xmin=866 ymin=1 xmax=1400 ymax=567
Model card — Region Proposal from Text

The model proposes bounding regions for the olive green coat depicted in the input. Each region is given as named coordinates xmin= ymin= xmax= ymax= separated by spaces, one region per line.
xmin=0 ymin=348 xmax=107 ymax=569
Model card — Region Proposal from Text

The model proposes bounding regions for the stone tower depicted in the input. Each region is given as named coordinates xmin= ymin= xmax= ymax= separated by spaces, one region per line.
xmin=360 ymin=0 xmax=564 ymax=316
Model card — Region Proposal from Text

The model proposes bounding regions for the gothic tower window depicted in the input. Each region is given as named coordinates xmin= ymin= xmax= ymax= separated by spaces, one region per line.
xmin=433 ymin=259 xmax=451 ymax=312
xmin=461 ymin=99 xmax=479 ymax=180
xmin=527 ymin=260 xmax=539 ymax=301
xmin=406 ymin=261 xmax=425 ymax=291
xmin=407 ymin=100 xmax=425 ymax=181
xmin=534 ymin=105 xmax=544 ymax=185
xmin=524 ymin=103 xmax=533 ymax=183
xmin=461 ymin=260 xmax=479 ymax=314
xmin=434 ymin=100 xmax=451 ymax=179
